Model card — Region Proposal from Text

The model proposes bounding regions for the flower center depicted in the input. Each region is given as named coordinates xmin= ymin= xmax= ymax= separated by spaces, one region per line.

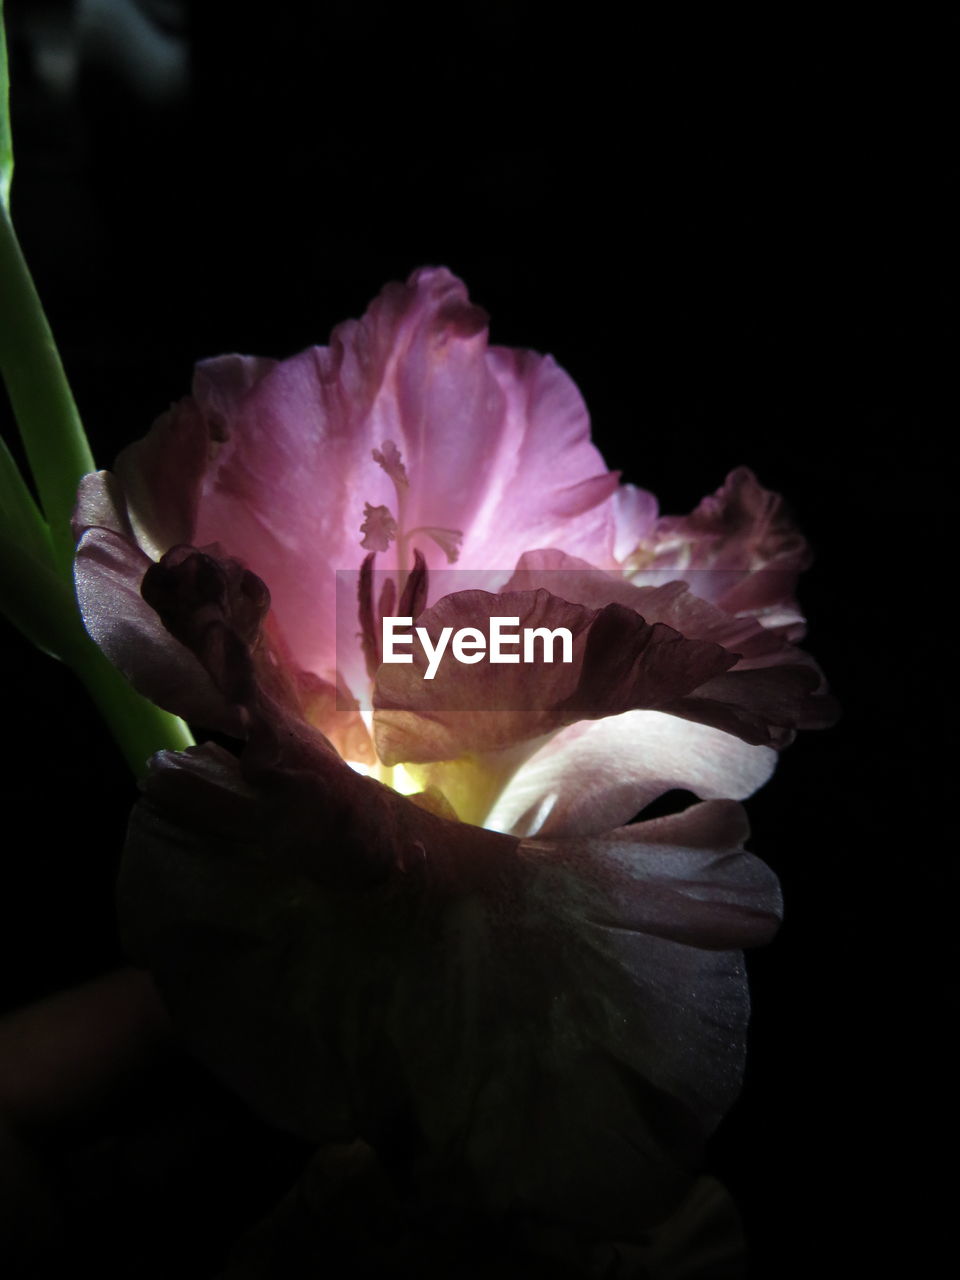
xmin=360 ymin=439 xmax=462 ymax=578
xmin=356 ymin=439 xmax=463 ymax=681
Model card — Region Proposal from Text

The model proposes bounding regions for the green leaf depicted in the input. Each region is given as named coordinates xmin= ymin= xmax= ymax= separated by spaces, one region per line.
xmin=0 ymin=521 xmax=195 ymax=773
xmin=1 ymin=2 xmax=95 ymax=575
xmin=0 ymin=432 xmax=55 ymax=569
xmin=75 ymin=640 xmax=198 ymax=777
xmin=0 ymin=2 xmax=12 ymax=212
xmin=0 ymin=520 xmax=79 ymax=660
xmin=0 ymin=208 xmax=95 ymax=576
xmin=0 ymin=3 xmax=195 ymax=773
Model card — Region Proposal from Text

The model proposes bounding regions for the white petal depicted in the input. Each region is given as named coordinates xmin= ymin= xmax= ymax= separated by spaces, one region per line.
xmin=484 ymin=709 xmax=777 ymax=837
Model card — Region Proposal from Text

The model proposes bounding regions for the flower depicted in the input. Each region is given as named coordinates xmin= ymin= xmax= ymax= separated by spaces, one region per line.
xmin=72 ymin=268 xmax=834 ymax=1263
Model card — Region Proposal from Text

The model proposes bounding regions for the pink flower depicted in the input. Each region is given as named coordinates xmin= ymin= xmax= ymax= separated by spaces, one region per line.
xmin=72 ymin=268 xmax=834 ymax=1255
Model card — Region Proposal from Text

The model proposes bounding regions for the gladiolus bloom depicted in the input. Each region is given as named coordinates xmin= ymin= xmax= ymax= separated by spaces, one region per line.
xmin=72 ymin=268 xmax=834 ymax=1265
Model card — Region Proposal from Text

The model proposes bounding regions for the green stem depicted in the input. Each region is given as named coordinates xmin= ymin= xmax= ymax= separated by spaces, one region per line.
xmin=1 ymin=519 xmax=195 ymax=774
xmin=76 ymin=644 xmax=197 ymax=775
xmin=0 ymin=2 xmax=11 ymax=212
xmin=0 ymin=205 xmax=94 ymax=578
xmin=0 ymin=6 xmax=194 ymax=775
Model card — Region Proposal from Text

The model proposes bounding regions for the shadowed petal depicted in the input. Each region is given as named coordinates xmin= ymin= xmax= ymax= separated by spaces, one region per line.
xmin=112 ymin=396 xmax=210 ymax=559
xmin=504 ymin=549 xmax=839 ymax=743
xmin=139 ymin=545 xmax=271 ymax=710
xmin=631 ymin=467 xmax=812 ymax=637
xmin=121 ymin=688 xmax=781 ymax=1239
xmin=373 ymin=576 xmax=835 ymax=765
xmin=73 ymin=469 xmax=136 ymax=542
xmin=505 ymin=547 xmax=799 ymax=660
xmin=373 ymin=588 xmax=737 ymax=765
xmin=80 ymin=518 xmax=781 ymax=1229
xmin=74 ymin=528 xmax=245 ymax=733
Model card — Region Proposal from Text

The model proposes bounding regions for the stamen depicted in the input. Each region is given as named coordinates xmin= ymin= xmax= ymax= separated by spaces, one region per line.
xmin=357 ymin=552 xmax=381 ymax=680
xmin=398 ymin=548 xmax=428 ymax=619
xmin=357 ymin=552 xmax=425 ymax=684
xmin=360 ymin=502 xmax=398 ymax=552
xmin=358 ymin=443 xmax=460 ymax=649
xmin=407 ymin=526 xmax=463 ymax=563
xmin=372 ymin=440 xmax=409 ymax=489
xmin=370 ymin=440 xmax=410 ymax=575
xmin=377 ymin=575 xmax=397 ymax=624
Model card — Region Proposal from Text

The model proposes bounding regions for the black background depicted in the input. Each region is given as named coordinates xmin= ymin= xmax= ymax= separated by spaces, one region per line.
xmin=0 ymin=4 xmax=951 ymax=1276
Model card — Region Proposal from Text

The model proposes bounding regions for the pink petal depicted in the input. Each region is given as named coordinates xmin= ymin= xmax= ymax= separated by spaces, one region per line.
xmin=73 ymin=472 xmax=373 ymax=755
xmin=505 ymin=547 xmax=785 ymax=658
xmin=192 ymin=353 xmax=278 ymax=427
xmin=106 ymin=269 xmax=624 ymax=688
xmin=635 ymin=467 xmax=812 ymax=636
xmin=613 ymin=482 xmax=659 ymax=560
xmin=454 ymin=343 xmax=620 ymax=570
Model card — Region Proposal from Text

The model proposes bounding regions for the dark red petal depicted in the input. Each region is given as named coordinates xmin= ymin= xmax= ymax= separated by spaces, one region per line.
xmin=74 ymin=528 xmax=245 ymax=733
xmin=140 ymin=545 xmax=271 ymax=711
xmin=503 ymin=548 xmax=839 ymax=746
xmin=373 ymin=588 xmax=736 ymax=765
